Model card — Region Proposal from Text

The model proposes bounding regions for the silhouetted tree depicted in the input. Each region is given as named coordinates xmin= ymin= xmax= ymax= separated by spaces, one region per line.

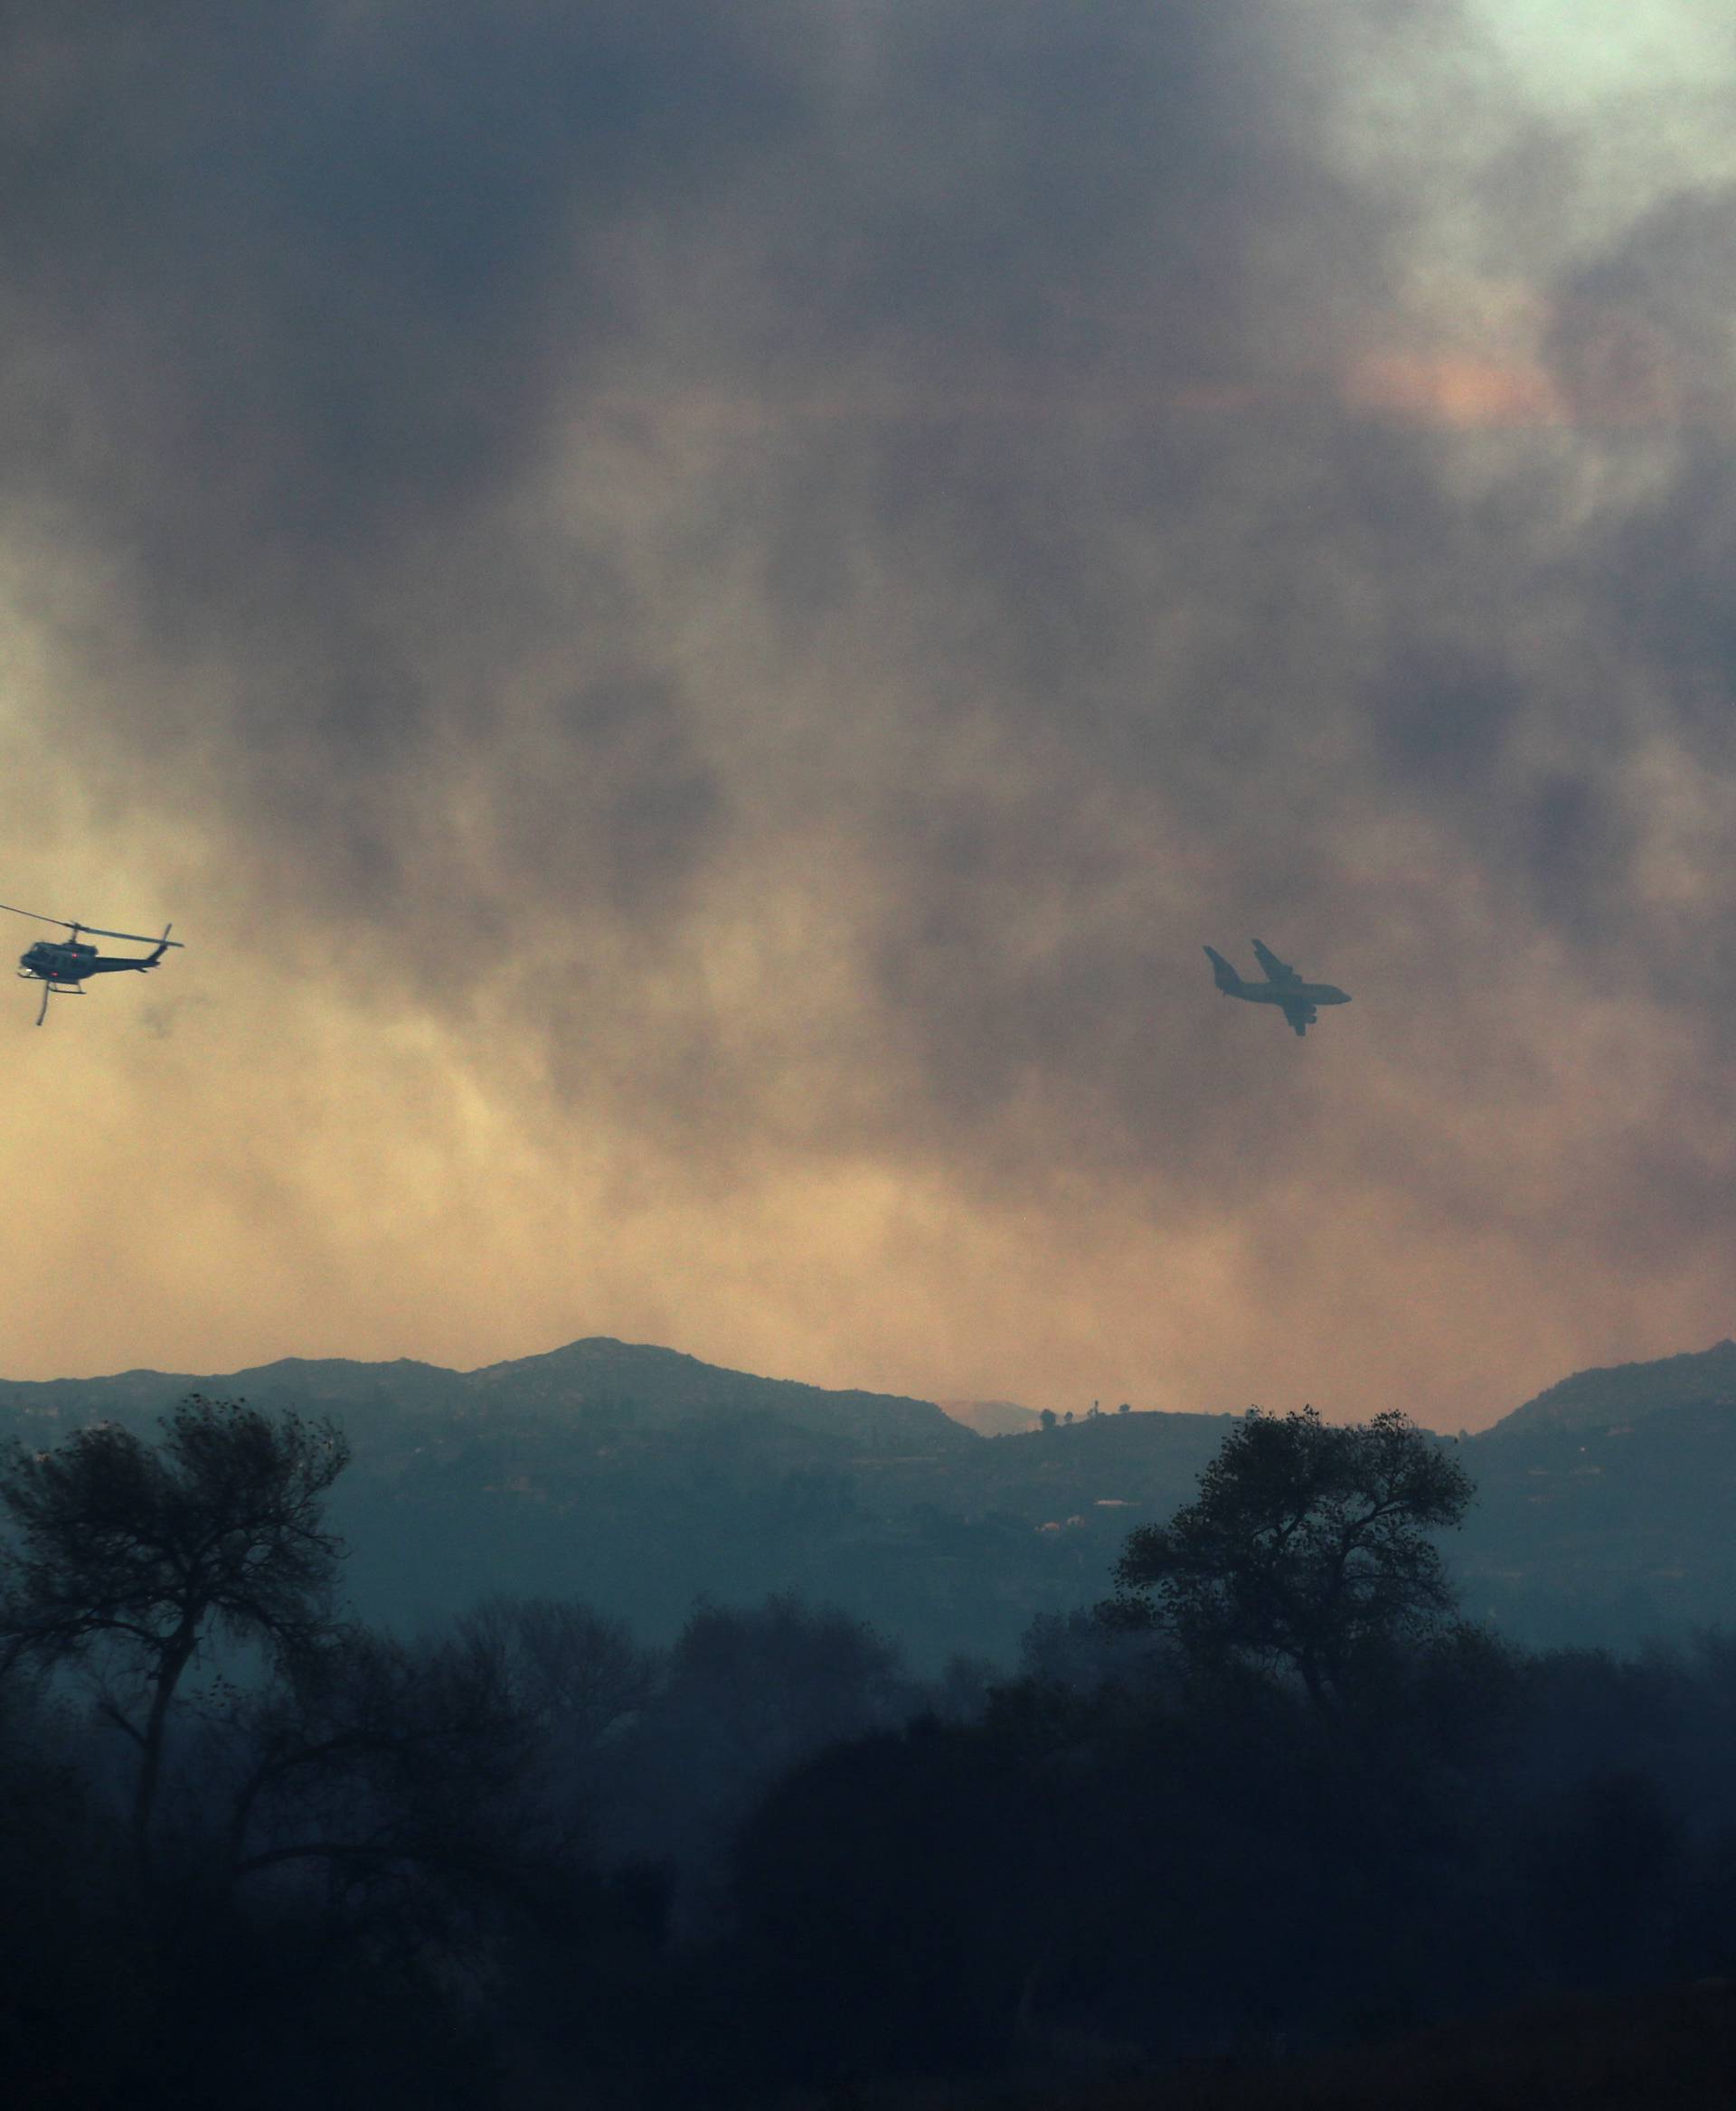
xmin=613 ymin=1595 xmax=913 ymax=1927
xmin=450 ymin=1595 xmax=656 ymax=1834
xmin=646 ymin=1595 xmax=906 ymax=1776
xmin=1104 ymin=1406 xmax=1473 ymax=1707
xmin=0 ymin=1394 xmax=349 ymax=1871
xmin=1018 ymin=1607 xmax=1181 ymax=1694
xmin=225 ymin=1623 xmax=547 ymax=1906
xmin=731 ymin=1717 xmax=1012 ymax=2085
xmin=453 ymin=1594 xmax=654 ymax=1748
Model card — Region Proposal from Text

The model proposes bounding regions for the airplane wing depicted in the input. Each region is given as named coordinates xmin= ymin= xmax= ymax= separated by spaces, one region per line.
xmin=1279 ymin=999 xmax=1316 ymax=1037
xmin=1252 ymin=939 xmax=1301 ymax=986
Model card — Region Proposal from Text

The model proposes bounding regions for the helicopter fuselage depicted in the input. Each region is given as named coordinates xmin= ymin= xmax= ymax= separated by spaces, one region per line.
xmin=18 ymin=938 xmax=159 ymax=985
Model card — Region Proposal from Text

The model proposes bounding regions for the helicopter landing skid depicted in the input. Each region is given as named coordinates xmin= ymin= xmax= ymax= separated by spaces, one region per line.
xmin=19 ymin=975 xmax=84 ymax=1025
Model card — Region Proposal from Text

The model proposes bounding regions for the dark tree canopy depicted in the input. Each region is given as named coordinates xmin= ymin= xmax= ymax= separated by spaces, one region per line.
xmin=1 ymin=1393 xmax=349 ymax=1659
xmin=0 ymin=1393 xmax=350 ymax=1863
xmin=1105 ymin=1406 xmax=1474 ymax=1704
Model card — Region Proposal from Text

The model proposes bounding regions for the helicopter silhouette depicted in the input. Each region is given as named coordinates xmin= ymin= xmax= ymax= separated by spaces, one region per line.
xmin=1 ymin=902 xmax=184 ymax=1024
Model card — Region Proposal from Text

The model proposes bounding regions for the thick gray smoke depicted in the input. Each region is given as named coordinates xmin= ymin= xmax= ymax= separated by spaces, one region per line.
xmin=2 ymin=1 xmax=1731 ymax=1419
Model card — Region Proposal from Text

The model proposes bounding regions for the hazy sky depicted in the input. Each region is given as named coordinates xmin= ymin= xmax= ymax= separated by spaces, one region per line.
xmin=3 ymin=1 xmax=1734 ymax=1428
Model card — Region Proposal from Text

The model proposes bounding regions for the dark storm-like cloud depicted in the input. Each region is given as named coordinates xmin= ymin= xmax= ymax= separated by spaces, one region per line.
xmin=1526 ymin=182 xmax=1736 ymax=1005
xmin=1543 ymin=186 xmax=1736 ymax=697
xmin=0 ymin=0 xmax=791 ymax=867
xmin=1 ymin=0 xmax=1391 ymax=579
xmin=3 ymin=4 xmax=791 ymax=506
xmin=1 ymin=0 xmax=1397 ymax=946
xmin=6 ymin=0 xmax=1736 ymax=1294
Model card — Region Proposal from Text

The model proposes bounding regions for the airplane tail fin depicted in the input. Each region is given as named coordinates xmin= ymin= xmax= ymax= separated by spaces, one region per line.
xmin=1203 ymin=946 xmax=1242 ymax=993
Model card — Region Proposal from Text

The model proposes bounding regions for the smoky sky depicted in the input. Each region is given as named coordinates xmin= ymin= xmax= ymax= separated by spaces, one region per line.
xmin=2 ymin=0 xmax=1733 ymax=1425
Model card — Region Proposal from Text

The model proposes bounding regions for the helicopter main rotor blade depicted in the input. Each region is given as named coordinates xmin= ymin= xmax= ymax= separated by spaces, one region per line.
xmin=73 ymin=924 xmax=184 ymax=947
xmin=0 ymin=900 xmax=80 ymax=931
xmin=0 ymin=901 xmax=184 ymax=947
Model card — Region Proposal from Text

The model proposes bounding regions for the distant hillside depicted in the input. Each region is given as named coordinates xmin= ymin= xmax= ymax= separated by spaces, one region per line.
xmin=11 ymin=1337 xmax=1736 ymax=1663
xmin=1445 ymin=1340 xmax=1736 ymax=1647
xmin=461 ymin=1337 xmax=977 ymax=1454
xmin=1482 ymin=1339 xmax=1736 ymax=1440
xmin=0 ymin=1337 xmax=973 ymax=1457
xmin=939 ymin=1398 xmax=1043 ymax=1436
xmin=0 ymin=1348 xmax=1230 ymax=1662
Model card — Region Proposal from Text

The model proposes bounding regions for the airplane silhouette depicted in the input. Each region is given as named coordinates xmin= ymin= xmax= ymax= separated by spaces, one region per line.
xmin=1204 ymin=939 xmax=1350 ymax=1038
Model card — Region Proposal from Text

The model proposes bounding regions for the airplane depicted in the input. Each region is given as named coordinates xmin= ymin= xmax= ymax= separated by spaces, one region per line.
xmin=0 ymin=902 xmax=184 ymax=1024
xmin=1204 ymin=938 xmax=1350 ymax=1037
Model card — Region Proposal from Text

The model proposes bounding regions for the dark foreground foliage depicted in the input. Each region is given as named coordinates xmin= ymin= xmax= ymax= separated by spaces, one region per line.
xmin=5 ymin=1397 xmax=1736 ymax=2107
xmin=935 ymin=1984 xmax=1736 ymax=2110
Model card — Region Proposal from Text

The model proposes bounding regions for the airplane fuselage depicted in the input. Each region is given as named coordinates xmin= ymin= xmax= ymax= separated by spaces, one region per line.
xmin=1228 ymin=979 xmax=1350 ymax=1009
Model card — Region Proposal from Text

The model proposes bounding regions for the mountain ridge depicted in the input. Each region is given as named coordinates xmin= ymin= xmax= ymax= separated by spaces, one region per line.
xmin=11 ymin=1330 xmax=1736 ymax=1450
xmin=6 ymin=1335 xmax=1736 ymax=1662
xmin=0 ymin=1335 xmax=977 ymax=1456
xmin=1478 ymin=1338 xmax=1736 ymax=1442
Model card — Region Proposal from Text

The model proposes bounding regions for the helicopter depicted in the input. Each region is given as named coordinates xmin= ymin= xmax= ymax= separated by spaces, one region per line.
xmin=0 ymin=902 xmax=184 ymax=1024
